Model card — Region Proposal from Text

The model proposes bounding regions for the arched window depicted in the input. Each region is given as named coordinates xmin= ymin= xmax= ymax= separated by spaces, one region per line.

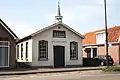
xmin=38 ymin=40 xmax=48 ymax=61
xmin=70 ymin=41 xmax=78 ymax=60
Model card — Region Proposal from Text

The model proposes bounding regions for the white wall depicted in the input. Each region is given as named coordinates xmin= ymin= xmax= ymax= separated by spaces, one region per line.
xmin=65 ymin=29 xmax=83 ymax=66
xmin=30 ymin=24 xmax=83 ymax=67
xmin=17 ymin=39 xmax=32 ymax=62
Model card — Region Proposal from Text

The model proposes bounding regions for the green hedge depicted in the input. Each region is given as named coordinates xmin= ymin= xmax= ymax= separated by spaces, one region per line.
xmin=83 ymin=58 xmax=100 ymax=67
xmin=102 ymin=66 xmax=120 ymax=72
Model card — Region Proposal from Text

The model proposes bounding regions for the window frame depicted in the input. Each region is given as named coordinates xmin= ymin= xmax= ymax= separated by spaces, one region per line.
xmin=53 ymin=30 xmax=66 ymax=38
xmin=96 ymin=32 xmax=105 ymax=44
xmin=17 ymin=45 xmax=19 ymax=59
xmin=93 ymin=48 xmax=97 ymax=58
xmin=70 ymin=41 xmax=78 ymax=60
xmin=0 ymin=41 xmax=9 ymax=67
xmin=38 ymin=40 xmax=48 ymax=61
xmin=26 ymin=42 xmax=28 ymax=60
xmin=21 ymin=44 xmax=23 ymax=60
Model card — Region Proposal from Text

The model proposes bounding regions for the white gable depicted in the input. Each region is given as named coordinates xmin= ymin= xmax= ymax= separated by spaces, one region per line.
xmin=31 ymin=22 xmax=84 ymax=39
xmin=31 ymin=23 xmax=83 ymax=67
xmin=32 ymin=23 xmax=83 ymax=42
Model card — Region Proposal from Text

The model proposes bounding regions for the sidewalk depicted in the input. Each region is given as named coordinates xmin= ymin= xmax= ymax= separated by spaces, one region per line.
xmin=0 ymin=66 xmax=105 ymax=76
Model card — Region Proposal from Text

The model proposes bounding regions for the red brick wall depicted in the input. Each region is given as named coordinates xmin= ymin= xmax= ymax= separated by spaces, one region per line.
xmin=98 ymin=45 xmax=119 ymax=64
xmin=83 ymin=45 xmax=120 ymax=64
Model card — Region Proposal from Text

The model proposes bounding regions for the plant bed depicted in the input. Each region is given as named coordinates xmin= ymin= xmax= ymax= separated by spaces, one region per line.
xmin=102 ymin=66 xmax=120 ymax=72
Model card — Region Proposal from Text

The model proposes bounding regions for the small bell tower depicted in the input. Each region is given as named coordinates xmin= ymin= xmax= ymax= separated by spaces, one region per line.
xmin=55 ymin=0 xmax=63 ymax=22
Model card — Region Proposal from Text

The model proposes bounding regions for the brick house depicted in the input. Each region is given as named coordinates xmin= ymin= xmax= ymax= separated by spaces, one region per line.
xmin=0 ymin=19 xmax=18 ymax=68
xmin=83 ymin=26 xmax=120 ymax=64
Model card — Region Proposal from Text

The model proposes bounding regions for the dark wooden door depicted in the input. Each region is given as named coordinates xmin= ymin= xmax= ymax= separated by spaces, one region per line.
xmin=54 ymin=46 xmax=65 ymax=68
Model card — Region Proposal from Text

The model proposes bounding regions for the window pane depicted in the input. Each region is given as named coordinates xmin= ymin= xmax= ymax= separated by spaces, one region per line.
xmin=70 ymin=42 xmax=78 ymax=60
xmin=53 ymin=30 xmax=66 ymax=38
xmin=21 ymin=44 xmax=23 ymax=59
xmin=38 ymin=40 xmax=48 ymax=60
xmin=0 ymin=47 xmax=8 ymax=66
xmin=26 ymin=42 xmax=28 ymax=59
xmin=93 ymin=48 xmax=97 ymax=57
xmin=0 ymin=42 xmax=8 ymax=46
xmin=17 ymin=45 xmax=19 ymax=58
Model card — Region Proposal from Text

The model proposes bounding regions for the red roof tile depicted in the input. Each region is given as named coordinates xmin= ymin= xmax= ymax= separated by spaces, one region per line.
xmin=83 ymin=26 xmax=120 ymax=45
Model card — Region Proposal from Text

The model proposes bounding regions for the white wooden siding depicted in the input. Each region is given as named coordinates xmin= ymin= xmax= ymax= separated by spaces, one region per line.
xmin=17 ymin=39 xmax=32 ymax=62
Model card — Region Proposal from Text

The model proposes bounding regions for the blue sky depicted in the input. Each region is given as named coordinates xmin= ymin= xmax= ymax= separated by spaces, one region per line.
xmin=0 ymin=0 xmax=120 ymax=38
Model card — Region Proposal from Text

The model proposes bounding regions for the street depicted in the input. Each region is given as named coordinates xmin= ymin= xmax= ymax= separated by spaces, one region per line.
xmin=0 ymin=70 xmax=120 ymax=80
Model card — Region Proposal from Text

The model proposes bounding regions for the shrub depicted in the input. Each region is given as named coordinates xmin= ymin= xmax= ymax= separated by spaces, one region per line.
xmin=83 ymin=58 xmax=100 ymax=67
xmin=102 ymin=66 xmax=120 ymax=72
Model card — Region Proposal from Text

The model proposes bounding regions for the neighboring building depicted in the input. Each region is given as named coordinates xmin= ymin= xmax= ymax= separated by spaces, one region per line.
xmin=0 ymin=19 xmax=18 ymax=68
xmin=83 ymin=26 xmax=120 ymax=64
xmin=16 ymin=2 xmax=84 ymax=68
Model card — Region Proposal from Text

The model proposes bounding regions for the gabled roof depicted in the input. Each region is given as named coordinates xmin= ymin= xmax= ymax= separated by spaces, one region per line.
xmin=0 ymin=19 xmax=18 ymax=39
xmin=83 ymin=26 xmax=120 ymax=45
xmin=18 ymin=22 xmax=84 ymax=43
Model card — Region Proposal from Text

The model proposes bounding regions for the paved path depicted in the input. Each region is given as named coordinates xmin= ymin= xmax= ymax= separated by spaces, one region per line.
xmin=0 ymin=70 xmax=120 ymax=80
xmin=0 ymin=67 xmax=104 ymax=75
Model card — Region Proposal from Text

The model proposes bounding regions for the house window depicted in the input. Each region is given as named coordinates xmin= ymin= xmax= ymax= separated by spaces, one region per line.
xmin=21 ymin=44 xmax=23 ymax=60
xmin=96 ymin=32 xmax=105 ymax=44
xmin=70 ymin=41 xmax=78 ymax=60
xmin=85 ymin=48 xmax=97 ymax=58
xmin=93 ymin=48 xmax=97 ymax=58
xmin=0 ymin=41 xmax=9 ymax=67
xmin=17 ymin=45 xmax=19 ymax=59
xmin=38 ymin=40 xmax=48 ymax=61
xmin=26 ymin=42 xmax=28 ymax=59
xmin=53 ymin=30 xmax=66 ymax=38
xmin=85 ymin=48 xmax=91 ymax=58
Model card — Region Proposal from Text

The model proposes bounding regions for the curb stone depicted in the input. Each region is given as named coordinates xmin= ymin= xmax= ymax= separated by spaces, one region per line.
xmin=0 ymin=67 xmax=103 ymax=76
